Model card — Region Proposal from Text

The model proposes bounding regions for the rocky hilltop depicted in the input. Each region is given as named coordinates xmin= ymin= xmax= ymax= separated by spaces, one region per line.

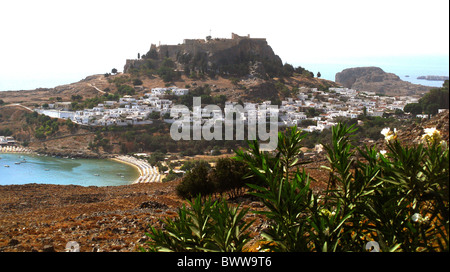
xmin=124 ymin=33 xmax=283 ymax=79
xmin=0 ymin=74 xmax=109 ymax=105
xmin=335 ymin=66 xmax=431 ymax=96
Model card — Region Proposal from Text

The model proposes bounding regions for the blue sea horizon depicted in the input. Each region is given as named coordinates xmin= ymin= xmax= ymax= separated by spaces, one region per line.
xmin=0 ymin=55 xmax=448 ymax=92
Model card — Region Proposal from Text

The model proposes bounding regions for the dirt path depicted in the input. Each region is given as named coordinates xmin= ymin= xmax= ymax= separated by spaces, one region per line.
xmin=1 ymin=103 xmax=34 ymax=112
xmin=88 ymin=84 xmax=106 ymax=94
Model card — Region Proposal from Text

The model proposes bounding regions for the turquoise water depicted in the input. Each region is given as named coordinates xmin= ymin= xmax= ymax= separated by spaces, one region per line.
xmin=0 ymin=153 xmax=139 ymax=186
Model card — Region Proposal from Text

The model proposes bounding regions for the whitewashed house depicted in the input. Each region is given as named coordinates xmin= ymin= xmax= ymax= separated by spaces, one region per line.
xmin=172 ymin=88 xmax=189 ymax=96
xmin=151 ymin=88 xmax=169 ymax=96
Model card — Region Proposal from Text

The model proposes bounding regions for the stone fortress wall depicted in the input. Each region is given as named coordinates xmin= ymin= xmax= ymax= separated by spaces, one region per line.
xmin=124 ymin=33 xmax=278 ymax=73
xmin=156 ymin=33 xmax=267 ymax=59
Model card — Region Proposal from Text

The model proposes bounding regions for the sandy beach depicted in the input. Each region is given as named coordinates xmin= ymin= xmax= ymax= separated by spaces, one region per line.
xmin=1 ymin=147 xmax=162 ymax=184
xmin=0 ymin=146 xmax=34 ymax=153
xmin=112 ymin=155 xmax=161 ymax=184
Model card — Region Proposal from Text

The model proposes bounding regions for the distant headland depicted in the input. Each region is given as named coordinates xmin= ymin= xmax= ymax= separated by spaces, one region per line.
xmin=335 ymin=66 xmax=431 ymax=96
xmin=417 ymin=75 xmax=449 ymax=81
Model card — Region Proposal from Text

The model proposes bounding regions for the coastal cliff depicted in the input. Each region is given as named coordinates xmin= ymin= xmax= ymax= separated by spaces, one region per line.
xmin=335 ymin=66 xmax=431 ymax=96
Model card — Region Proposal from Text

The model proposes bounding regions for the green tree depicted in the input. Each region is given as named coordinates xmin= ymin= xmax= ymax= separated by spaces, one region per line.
xmin=157 ymin=66 xmax=178 ymax=82
xmin=71 ymin=94 xmax=83 ymax=101
xmin=65 ymin=118 xmax=77 ymax=131
xmin=395 ymin=109 xmax=404 ymax=116
xmin=282 ymin=63 xmax=294 ymax=77
xmin=148 ymin=151 xmax=165 ymax=165
xmin=180 ymin=160 xmax=197 ymax=172
xmin=209 ymin=158 xmax=252 ymax=198
xmin=176 ymin=161 xmax=214 ymax=200
xmin=133 ymin=78 xmax=143 ymax=86
xmin=117 ymin=85 xmax=135 ymax=96
xmin=300 ymin=119 xmax=317 ymax=127
xmin=148 ymin=111 xmax=160 ymax=120
xmin=146 ymin=48 xmax=158 ymax=60
xmin=0 ymin=128 xmax=13 ymax=136
xmin=418 ymin=83 xmax=449 ymax=115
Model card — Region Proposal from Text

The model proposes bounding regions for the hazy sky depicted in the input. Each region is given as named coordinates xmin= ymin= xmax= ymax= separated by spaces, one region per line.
xmin=1 ymin=0 xmax=449 ymax=90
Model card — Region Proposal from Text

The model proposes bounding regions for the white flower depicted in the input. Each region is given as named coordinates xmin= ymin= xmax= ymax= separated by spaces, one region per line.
xmin=380 ymin=127 xmax=390 ymax=137
xmin=423 ymin=127 xmax=439 ymax=137
xmin=421 ymin=127 xmax=442 ymax=144
xmin=381 ymin=128 xmax=397 ymax=142
xmin=376 ymin=150 xmax=387 ymax=159
xmin=411 ymin=213 xmax=421 ymax=222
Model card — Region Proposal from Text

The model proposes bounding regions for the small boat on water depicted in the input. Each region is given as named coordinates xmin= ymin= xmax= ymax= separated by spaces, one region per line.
xmin=15 ymin=162 xmax=20 ymax=165
xmin=4 ymin=165 xmax=10 ymax=167
xmin=94 ymin=174 xmax=100 ymax=176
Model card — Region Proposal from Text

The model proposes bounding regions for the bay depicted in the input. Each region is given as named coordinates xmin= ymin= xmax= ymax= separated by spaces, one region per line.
xmin=0 ymin=153 xmax=139 ymax=186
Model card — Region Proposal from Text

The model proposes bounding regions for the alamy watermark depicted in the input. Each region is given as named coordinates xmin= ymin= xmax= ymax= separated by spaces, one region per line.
xmin=365 ymin=241 xmax=380 ymax=252
xmin=65 ymin=241 xmax=80 ymax=252
xmin=169 ymin=97 xmax=279 ymax=151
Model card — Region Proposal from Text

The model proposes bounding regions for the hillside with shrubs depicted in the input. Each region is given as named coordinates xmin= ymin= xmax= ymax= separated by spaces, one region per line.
xmin=143 ymin=111 xmax=449 ymax=252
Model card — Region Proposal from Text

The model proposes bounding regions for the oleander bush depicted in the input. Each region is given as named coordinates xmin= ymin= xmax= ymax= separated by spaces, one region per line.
xmin=142 ymin=123 xmax=449 ymax=252
xmin=142 ymin=196 xmax=253 ymax=252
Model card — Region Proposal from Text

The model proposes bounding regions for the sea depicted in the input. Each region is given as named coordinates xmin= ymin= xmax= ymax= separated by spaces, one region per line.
xmin=0 ymin=55 xmax=448 ymax=92
xmin=297 ymin=55 xmax=449 ymax=88
xmin=0 ymin=153 xmax=139 ymax=186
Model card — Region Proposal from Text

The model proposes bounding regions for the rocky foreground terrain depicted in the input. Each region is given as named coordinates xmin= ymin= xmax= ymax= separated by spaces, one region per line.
xmin=0 ymin=182 xmax=184 ymax=252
